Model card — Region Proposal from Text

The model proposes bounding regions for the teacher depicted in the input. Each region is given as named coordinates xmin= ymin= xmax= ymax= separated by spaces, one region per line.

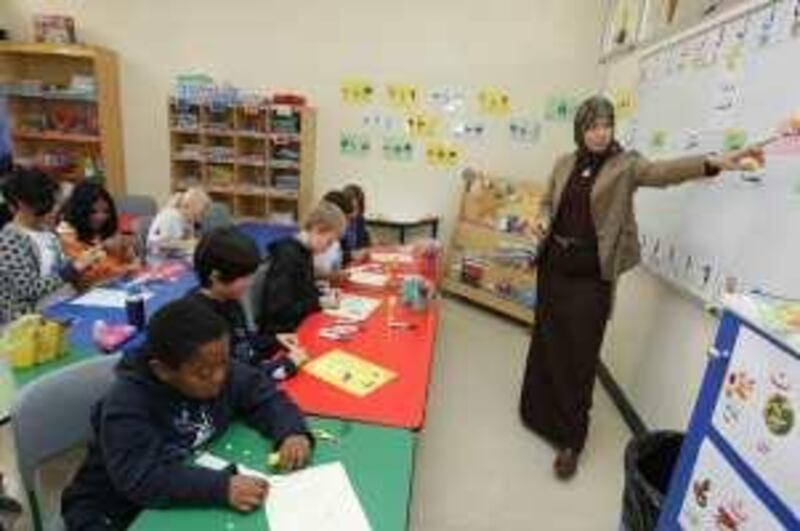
xmin=518 ymin=96 xmax=763 ymax=480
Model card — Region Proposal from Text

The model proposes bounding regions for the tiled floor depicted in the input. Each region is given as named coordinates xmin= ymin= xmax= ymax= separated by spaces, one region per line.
xmin=0 ymin=298 xmax=630 ymax=530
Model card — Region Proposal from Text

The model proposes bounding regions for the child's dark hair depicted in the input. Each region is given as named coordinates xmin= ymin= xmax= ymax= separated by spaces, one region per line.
xmin=1 ymin=169 xmax=59 ymax=217
xmin=147 ymin=298 xmax=229 ymax=369
xmin=193 ymin=226 xmax=260 ymax=288
xmin=61 ymin=181 xmax=119 ymax=243
xmin=342 ymin=184 xmax=366 ymax=215
xmin=323 ymin=190 xmax=354 ymax=217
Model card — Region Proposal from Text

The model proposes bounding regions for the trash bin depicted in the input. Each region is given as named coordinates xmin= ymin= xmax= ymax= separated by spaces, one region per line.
xmin=621 ymin=431 xmax=685 ymax=531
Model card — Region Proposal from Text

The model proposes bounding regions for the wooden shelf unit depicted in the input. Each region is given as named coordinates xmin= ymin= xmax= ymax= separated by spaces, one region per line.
xmin=0 ymin=42 xmax=126 ymax=195
xmin=443 ymin=169 xmax=544 ymax=325
xmin=168 ymin=98 xmax=315 ymax=222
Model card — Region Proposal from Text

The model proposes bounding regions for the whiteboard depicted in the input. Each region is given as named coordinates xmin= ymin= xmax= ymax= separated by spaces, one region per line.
xmin=626 ymin=0 xmax=800 ymax=303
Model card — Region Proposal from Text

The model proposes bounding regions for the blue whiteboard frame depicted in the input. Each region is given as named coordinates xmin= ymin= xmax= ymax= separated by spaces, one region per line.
xmin=657 ymin=310 xmax=800 ymax=529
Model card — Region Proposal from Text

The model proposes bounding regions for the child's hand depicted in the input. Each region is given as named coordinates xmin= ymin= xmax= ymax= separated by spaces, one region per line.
xmin=278 ymin=435 xmax=311 ymax=472
xmin=74 ymin=246 xmax=106 ymax=272
xmin=228 ymin=475 xmax=269 ymax=512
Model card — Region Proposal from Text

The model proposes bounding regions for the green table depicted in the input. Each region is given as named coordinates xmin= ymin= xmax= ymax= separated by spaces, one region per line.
xmin=131 ymin=417 xmax=415 ymax=531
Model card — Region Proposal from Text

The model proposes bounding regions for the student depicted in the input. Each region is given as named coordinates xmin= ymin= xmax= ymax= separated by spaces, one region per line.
xmin=342 ymin=184 xmax=371 ymax=250
xmin=187 ymin=227 xmax=306 ymax=381
xmin=0 ymin=170 xmax=100 ymax=323
xmin=147 ymin=187 xmax=211 ymax=253
xmin=257 ymin=201 xmax=346 ymax=338
xmin=58 ymin=181 xmax=138 ymax=286
xmin=313 ymin=190 xmax=355 ymax=276
xmin=61 ymin=298 xmax=313 ymax=530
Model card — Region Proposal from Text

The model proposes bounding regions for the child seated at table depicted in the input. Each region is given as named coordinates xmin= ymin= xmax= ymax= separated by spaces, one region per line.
xmin=57 ymin=181 xmax=139 ymax=286
xmin=0 ymin=170 xmax=101 ymax=323
xmin=62 ymin=298 xmax=313 ymax=530
xmin=313 ymin=190 xmax=354 ymax=277
xmin=147 ymin=187 xmax=211 ymax=254
xmin=257 ymin=200 xmax=346 ymax=338
xmin=343 ymin=183 xmax=372 ymax=251
xmin=188 ymin=226 xmax=306 ymax=381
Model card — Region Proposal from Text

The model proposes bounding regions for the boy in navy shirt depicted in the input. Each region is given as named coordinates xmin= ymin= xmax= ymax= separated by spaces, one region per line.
xmin=62 ymin=298 xmax=312 ymax=530
xmin=188 ymin=227 xmax=305 ymax=380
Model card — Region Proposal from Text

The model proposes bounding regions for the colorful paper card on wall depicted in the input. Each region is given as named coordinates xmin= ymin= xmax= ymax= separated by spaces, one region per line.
xmin=451 ymin=119 xmax=487 ymax=141
xmin=723 ymin=128 xmax=748 ymax=152
xmin=509 ymin=117 xmax=542 ymax=144
xmin=340 ymin=132 xmax=371 ymax=157
xmin=304 ymin=349 xmax=396 ymax=397
xmin=427 ymin=86 xmax=466 ymax=113
xmin=425 ymin=140 xmax=461 ymax=168
xmin=382 ymin=136 xmax=415 ymax=162
xmin=610 ymin=87 xmax=637 ymax=120
xmin=405 ymin=112 xmax=439 ymax=138
xmin=544 ymin=95 xmax=577 ymax=122
xmin=477 ymin=87 xmax=511 ymax=116
xmin=362 ymin=111 xmax=396 ymax=132
xmin=386 ymin=83 xmax=419 ymax=109
xmin=340 ymin=79 xmax=374 ymax=105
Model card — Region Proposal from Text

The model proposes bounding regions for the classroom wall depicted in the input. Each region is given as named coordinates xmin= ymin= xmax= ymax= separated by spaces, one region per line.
xmin=2 ymin=0 xmax=607 ymax=234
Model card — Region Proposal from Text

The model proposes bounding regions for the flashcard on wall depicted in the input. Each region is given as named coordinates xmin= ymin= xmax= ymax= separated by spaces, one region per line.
xmin=405 ymin=112 xmax=439 ymax=138
xmin=362 ymin=111 xmax=396 ymax=132
xmin=340 ymin=79 xmax=374 ymax=105
xmin=678 ymin=440 xmax=784 ymax=530
xmin=650 ymin=130 xmax=668 ymax=152
xmin=339 ymin=132 xmax=371 ymax=157
xmin=719 ymin=16 xmax=749 ymax=70
xmin=477 ymin=87 xmax=511 ymax=116
xmin=509 ymin=117 xmax=541 ymax=145
xmin=386 ymin=83 xmax=419 ymax=110
xmin=610 ymin=87 xmax=637 ymax=120
xmin=545 ymin=95 xmax=577 ymax=122
xmin=722 ymin=128 xmax=748 ymax=152
xmin=451 ymin=119 xmax=487 ymax=141
xmin=427 ymin=86 xmax=466 ymax=114
xmin=382 ymin=136 xmax=414 ymax=162
xmin=425 ymin=140 xmax=461 ymax=168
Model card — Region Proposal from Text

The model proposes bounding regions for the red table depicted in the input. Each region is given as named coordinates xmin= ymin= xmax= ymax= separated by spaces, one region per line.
xmin=283 ymin=250 xmax=440 ymax=430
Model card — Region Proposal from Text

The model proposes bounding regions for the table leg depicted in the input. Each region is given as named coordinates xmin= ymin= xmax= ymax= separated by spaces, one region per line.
xmin=399 ymin=226 xmax=406 ymax=244
xmin=431 ymin=220 xmax=439 ymax=239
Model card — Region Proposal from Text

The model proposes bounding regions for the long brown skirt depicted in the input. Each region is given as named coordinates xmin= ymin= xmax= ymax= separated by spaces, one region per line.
xmin=519 ymin=242 xmax=612 ymax=453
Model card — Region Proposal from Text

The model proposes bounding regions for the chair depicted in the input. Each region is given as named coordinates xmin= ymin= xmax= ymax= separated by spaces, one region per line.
xmin=11 ymin=354 xmax=121 ymax=531
xmin=200 ymin=201 xmax=234 ymax=233
xmin=116 ymin=195 xmax=158 ymax=218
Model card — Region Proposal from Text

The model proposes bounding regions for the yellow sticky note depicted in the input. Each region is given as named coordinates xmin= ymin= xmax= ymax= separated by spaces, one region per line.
xmin=303 ymin=350 xmax=396 ymax=398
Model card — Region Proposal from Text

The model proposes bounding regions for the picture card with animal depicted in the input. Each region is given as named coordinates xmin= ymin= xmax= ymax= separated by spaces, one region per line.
xmin=340 ymin=79 xmax=374 ymax=105
xmin=303 ymin=349 xmax=396 ymax=398
xmin=382 ymin=136 xmax=415 ymax=162
xmin=509 ymin=117 xmax=542 ymax=144
xmin=340 ymin=132 xmax=371 ymax=157
xmin=427 ymin=86 xmax=466 ymax=114
xmin=386 ymin=83 xmax=419 ymax=110
xmin=711 ymin=324 xmax=800 ymax=513
xmin=406 ymin=112 xmax=439 ymax=138
xmin=477 ymin=87 xmax=511 ymax=116
xmin=678 ymin=439 xmax=784 ymax=530
xmin=424 ymin=140 xmax=461 ymax=168
xmin=451 ymin=119 xmax=487 ymax=142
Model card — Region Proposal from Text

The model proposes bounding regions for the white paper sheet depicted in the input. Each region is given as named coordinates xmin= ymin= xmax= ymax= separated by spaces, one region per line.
xmin=324 ymin=295 xmax=382 ymax=322
xmin=266 ymin=462 xmax=372 ymax=531
xmin=69 ymin=288 xmax=152 ymax=308
xmin=348 ymin=271 xmax=389 ymax=288
xmin=370 ymin=252 xmax=413 ymax=264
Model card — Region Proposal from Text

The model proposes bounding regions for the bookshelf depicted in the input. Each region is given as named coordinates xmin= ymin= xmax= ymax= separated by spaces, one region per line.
xmin=168 ymin=95 xmax=315 ymax=223
xmin=0 ymin=42 xmax=126 ymax=195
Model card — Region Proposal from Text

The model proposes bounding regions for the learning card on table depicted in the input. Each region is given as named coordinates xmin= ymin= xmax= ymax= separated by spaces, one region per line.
xmin=69 ymin=288 xmax=152 ymax=309
xmin=370 ymin=251 xmax=414 ymax=264
xmin=348 ymin=270 xmax=389 ymax=288
xmin=303 ymin=349 xmax=396 ymax=398
xmin=324 ymin=294 xmax=382 ymax=322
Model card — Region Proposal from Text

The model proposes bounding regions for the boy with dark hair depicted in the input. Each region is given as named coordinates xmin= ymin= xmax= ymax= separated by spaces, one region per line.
xmin=188 ymin=226 xmax=305 ymax=380
xmin=62 ymin=298 xmax=312 ymax=530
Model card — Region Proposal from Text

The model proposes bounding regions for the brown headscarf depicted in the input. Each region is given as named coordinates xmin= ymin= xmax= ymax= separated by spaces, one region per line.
xmin=573 ymin=96 xmax=623 ymax=170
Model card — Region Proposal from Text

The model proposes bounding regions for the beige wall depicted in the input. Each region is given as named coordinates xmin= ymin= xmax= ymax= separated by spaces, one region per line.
xmin=3 ymin=0 xmax=607 ymax=233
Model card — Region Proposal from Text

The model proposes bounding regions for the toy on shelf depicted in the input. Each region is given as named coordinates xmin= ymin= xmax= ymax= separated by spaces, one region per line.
xmin=0 ymin=314 xmax=68 ymax=369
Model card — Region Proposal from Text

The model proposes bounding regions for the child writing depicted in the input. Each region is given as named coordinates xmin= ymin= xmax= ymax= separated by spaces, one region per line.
xmin=62 ymin=298 xmax=313 ymax=530
xmin=147 ymin=187 xmax=211 ymax=254
xmin=187 ymin=227 xmax=307 ymax=381
xmin=0 ymin=170 xmax=100 ymax=323
xmin=313 ymin=190 xmax=354 ymax=277
xmin=257 ymin=200 xmax=346 ymax=338
xmin=57 ymin=181 xmax=138 ymax=286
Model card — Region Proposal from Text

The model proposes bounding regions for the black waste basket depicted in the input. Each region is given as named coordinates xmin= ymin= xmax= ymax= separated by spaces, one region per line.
xmin=621 ymin=431 xmax=685 ymax=531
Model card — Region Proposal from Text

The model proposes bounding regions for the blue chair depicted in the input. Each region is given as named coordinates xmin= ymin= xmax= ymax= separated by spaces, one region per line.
xmin=11 ymin=354 xmax=121 ymax=531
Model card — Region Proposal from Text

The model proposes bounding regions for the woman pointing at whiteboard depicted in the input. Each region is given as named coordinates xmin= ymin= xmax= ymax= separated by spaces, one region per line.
xmin=519 ymin=95 xmax=763 ymax=480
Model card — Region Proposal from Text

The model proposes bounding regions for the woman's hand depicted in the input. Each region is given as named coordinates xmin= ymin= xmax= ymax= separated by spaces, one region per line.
xmin=708 ymin=146 xmax=765 ymax=172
